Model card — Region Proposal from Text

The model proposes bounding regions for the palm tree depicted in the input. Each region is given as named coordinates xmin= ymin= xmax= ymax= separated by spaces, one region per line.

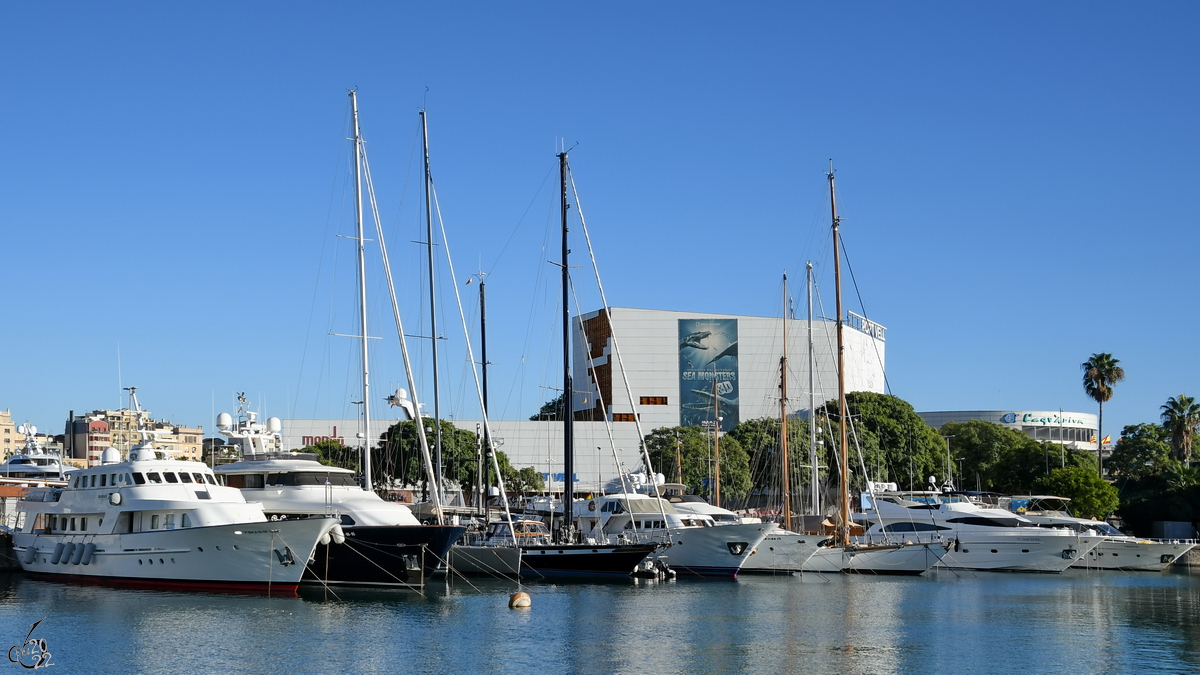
xmin=1160 ymin=394 xmax=1200 ymax=464
xmin=1082 ymin=353 xmax=1125 ymax=478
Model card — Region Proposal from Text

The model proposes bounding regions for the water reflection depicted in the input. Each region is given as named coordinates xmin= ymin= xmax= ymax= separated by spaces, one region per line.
xmin=1 ymin=570 xmax=1199 ymax=673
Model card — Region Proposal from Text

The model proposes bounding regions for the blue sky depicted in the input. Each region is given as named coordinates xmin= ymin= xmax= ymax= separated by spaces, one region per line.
xmin=2 ymin=3 xmax=1196 ymax=441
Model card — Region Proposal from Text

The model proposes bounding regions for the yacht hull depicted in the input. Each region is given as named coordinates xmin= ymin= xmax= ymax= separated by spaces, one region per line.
xmin=15 ymin=518 xmax=335 ymax=596
xmin=519 ymin=544 xmax=657 ymax=578
xmin=740 ymin=530 xmax=820 ymax=574
xmin=804 ymin=541 xmax=945 ymax=575
xmin=1074 ymin=538 xmax=1195 ymax=571
xmin=305 ymin=524 xmax=466 ymax=588
xmin=656 ymin=523 xmax=777 ymax=577
xmin=937 ymin=534 xmax=1101 ymax=572
xmin=448 ymin=544 xmax=522 ymax=576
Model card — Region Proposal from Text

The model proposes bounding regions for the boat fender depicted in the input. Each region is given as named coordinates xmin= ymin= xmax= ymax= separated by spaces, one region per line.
xmin=588 ymin=500 xmax=596 ymax=512
xmin=509 ymin=592 xmax=531 ymax=609
xmin=109 ymin=492 xmax=122 ymax=506
xmin=22 ymin=546 xmax=37 ymax=565
xmin=71 ymin=542 xmax=87 ymax=565
xmin=330 ymin=524 xmax=346 ymax=545
xmin=49 ymin=542 xmax=65 ymax=565
xmin=56 ymin=543 xmax=74 ymax=565
xmin=81 ymin=543 xmax=97 ymax=565
xmin=319 ymin=532 xmax=331 ymax=546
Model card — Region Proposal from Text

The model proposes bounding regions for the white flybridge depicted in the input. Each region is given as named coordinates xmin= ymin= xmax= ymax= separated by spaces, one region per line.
xmin=0 ymin=424 xmax=65 ymax=481
xmin=12 ymin=389 xmax=338 ymax=595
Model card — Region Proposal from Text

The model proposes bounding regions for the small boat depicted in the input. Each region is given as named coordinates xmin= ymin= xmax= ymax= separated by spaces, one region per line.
xmin=0 ymin=425 xmax=65 ymax=481
xmin=12 ymin=393 xmax=338 ymax=595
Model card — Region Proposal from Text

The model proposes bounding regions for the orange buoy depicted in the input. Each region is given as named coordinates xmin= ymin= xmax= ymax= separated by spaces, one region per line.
xmin=508 ymin=592 xmax=531 ymax=608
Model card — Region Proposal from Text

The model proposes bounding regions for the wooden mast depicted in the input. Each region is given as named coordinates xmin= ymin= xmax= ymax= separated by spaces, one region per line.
xmin=829 ymin=162 xmax=849 ymax=548
xmin=780 ymin=273 xmax=792 ymax=533
xmin=712 ymin=372 xmax=721 ymax=508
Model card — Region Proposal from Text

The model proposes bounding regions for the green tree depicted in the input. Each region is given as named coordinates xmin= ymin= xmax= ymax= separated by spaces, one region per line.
xmin=1032 ymin=465 xmax=1120 ymax=519
xmin=818 ymin=392 xmax=945 ymax=492
xmin=644 ymin=426 xmax=752 ymax=503
xmin=300 ymin=438 xmax=359 ymax=472
xmin=727 ymin=416 xmax=811 ymax=511
xmin=1117 ymin=465 xmax=1200 ymax=535
xmin=1106 ymin=423 xmax=1177 ymax=480
xmin=940 ymin=420 xmax=1072 ymax=493
xmin=1160 ymin=394 xmax=1200 ymax=463
xmin=529 ymin=393 xmax=564 ymax=421
xmin=1082 ymin=353 xmax=1125 ymax=477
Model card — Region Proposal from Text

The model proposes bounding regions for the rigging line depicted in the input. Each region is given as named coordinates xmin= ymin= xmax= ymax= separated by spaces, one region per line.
xmin=568 ymin=162 xmax=670 ymax=525
xmin=361 ymin=146 xmax=443 ymax=521
xmin=294 ymin=104 xmax=354 ymax=419
xmin=430 ymin=177 xmax=518 ymax=538
xmin=488 ymin=163 xmax=557 ymax=278
xmin=839 ymin=236 xmax=892 ymax=396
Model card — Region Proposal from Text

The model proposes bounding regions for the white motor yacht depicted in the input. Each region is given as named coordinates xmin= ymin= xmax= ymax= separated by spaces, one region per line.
xmin=860 ymin=492 xmax=1101 ymax=573
xmin=1005 ymin=495 xmax=1195 ymax=571
xmin=0 ymin=425 xmax=65 ymax=481
xmin=13 ymin=440 xmax=337 ymax=595
xmin=664 ymin=488 xmax=818 ymax=574
xmin=573 ymin=493 xmax=777 ymax=577
xmin=211 ymin=401 xmax=465 ymax=588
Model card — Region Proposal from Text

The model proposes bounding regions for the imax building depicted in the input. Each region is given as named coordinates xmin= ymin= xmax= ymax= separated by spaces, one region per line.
xmin=283 ymin=306 xmax=889 ymax=492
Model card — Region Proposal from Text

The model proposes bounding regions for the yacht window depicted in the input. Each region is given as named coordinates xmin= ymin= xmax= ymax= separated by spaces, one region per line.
xmin=90 ymin=475 xmax=96 ymax=487
xmin=181 ymin=513 xmax=191 ymax=528
xmin=179 ymin=472 xmax=193 ymax=483
xmin=147 ymin=473 xmax=163 ymax=484
xmin=624 ymin=521 xmax=633 ymax=530
xmin=191 ymin=473 xmax=204 ymax=483
xmin=164 ymin=473 xmax=179 ymax=484
xmin=151 ymin=515 xmax=159 ymax=529
xmin=49 ymin=515 xmax=57 ymax=531
xmin=164 ymin=514 xmax=175 ymax=529
xmin=100 ymin=475 xmax=107 ymax=487
xmin=946 ymin=517 xmax=1021 ymax=528
xmin=132 ymin=473 xmax=146 ymax=485
xmin=340 ymin=515 xmax=356 ymax=526
xmin=205 ymin=475 xmax=217 ymax=485
xmin=111 ymin=474 xmax=118 ymax=485
xmin=70 ymin=518 xmax=76 ymax=531
xmin=81 ymin=518 xmax=87 ymax=531
xmin=73 ymin=476 xmax=81 ymax=488
xmin=883 ymin=522 xmax=951 ymax=532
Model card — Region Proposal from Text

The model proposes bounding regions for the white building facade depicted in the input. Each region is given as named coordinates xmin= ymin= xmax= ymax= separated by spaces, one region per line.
xmin=283 ymin=306 xmax=889 ymax=490
xmin=917 ymin=410 xmax=1100 ymax=451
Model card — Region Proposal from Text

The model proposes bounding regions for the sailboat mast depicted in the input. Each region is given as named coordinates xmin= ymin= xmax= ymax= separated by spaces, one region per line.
xmin=350 ymin=90 xmax=373 ymax=494
xmin=712 ymin=372 xmax=721 ymax=508
xmin=780 ymin=273 xmax=792 ymax=533
xmin=479 ymin=275 xmax=491 ymax=513
xmin=421 ymin=109 xmax=443 ymax=501
xmin=559 ymin=150 xmax=574 ymax=537
xmin=829 ymin=163 xmax=848 ymax=547
xmin=807 ymin=261 xmax=819 ymax=516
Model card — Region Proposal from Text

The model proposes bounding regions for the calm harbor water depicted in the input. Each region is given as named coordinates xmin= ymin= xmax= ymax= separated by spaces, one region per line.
xmin=2 ymin=568 xmax=1199 ymax=674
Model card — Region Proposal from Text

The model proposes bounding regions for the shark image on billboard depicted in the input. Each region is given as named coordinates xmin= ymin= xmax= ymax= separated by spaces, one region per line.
xmin=678 ymin=318 xmax=739 ymax=432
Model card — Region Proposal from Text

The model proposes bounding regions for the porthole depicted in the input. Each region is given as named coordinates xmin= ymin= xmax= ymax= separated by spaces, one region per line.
xmin=138 ymin=559 xmax=143 ymax=565
xmin=215 ymin=546 xmax=221 ymax=551
xmin=159 ymin=558 xmax=164 ymax=564
xmin=770 ymin=547 xmax=775 ymax=551
xmin=1022 ymin=549 xmax=1030 ymax=553
xmin=232 ymin=545 xmax=239 ymax=551
xmin=197 ymin=547 xmax=203 ymax=552
xmin=991 ymin=549 xmax=998 ymax=553
xmin=171 ymin=558 xmax=175 ymax=563
xmin=962 ymin=549 xmax=970 ymax=553
xmin=148 ymin=559 xmax=153 ymax=565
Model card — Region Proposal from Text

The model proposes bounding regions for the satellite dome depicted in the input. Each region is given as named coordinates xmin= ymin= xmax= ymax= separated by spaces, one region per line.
xmin=101 ymin=447 xmax=121 ymax=465
xmin=216 ymin=412 xmax=233 ymax=431
xmin=266 ymin=417 xmax=282 ymax=433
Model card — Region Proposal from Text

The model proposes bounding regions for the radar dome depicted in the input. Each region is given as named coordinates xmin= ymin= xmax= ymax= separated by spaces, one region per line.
xmin=216 ymin=412 xmax=233 ymax=430
xmin=267 ymin=417 xmax=282 ymax=433
xmin=100 ymin=447 xmax=121 ymax=465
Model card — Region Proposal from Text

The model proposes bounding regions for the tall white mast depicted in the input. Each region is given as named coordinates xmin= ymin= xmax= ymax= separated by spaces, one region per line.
xmin=807 ymin=261 xmax=819 ymax=515
xmin=350 ymin=90 xmax=373 ymax=494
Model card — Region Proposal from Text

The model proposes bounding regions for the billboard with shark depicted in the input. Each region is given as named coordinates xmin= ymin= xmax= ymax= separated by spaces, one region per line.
xmin=678 ymin=318 xmax=739 ymax=432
